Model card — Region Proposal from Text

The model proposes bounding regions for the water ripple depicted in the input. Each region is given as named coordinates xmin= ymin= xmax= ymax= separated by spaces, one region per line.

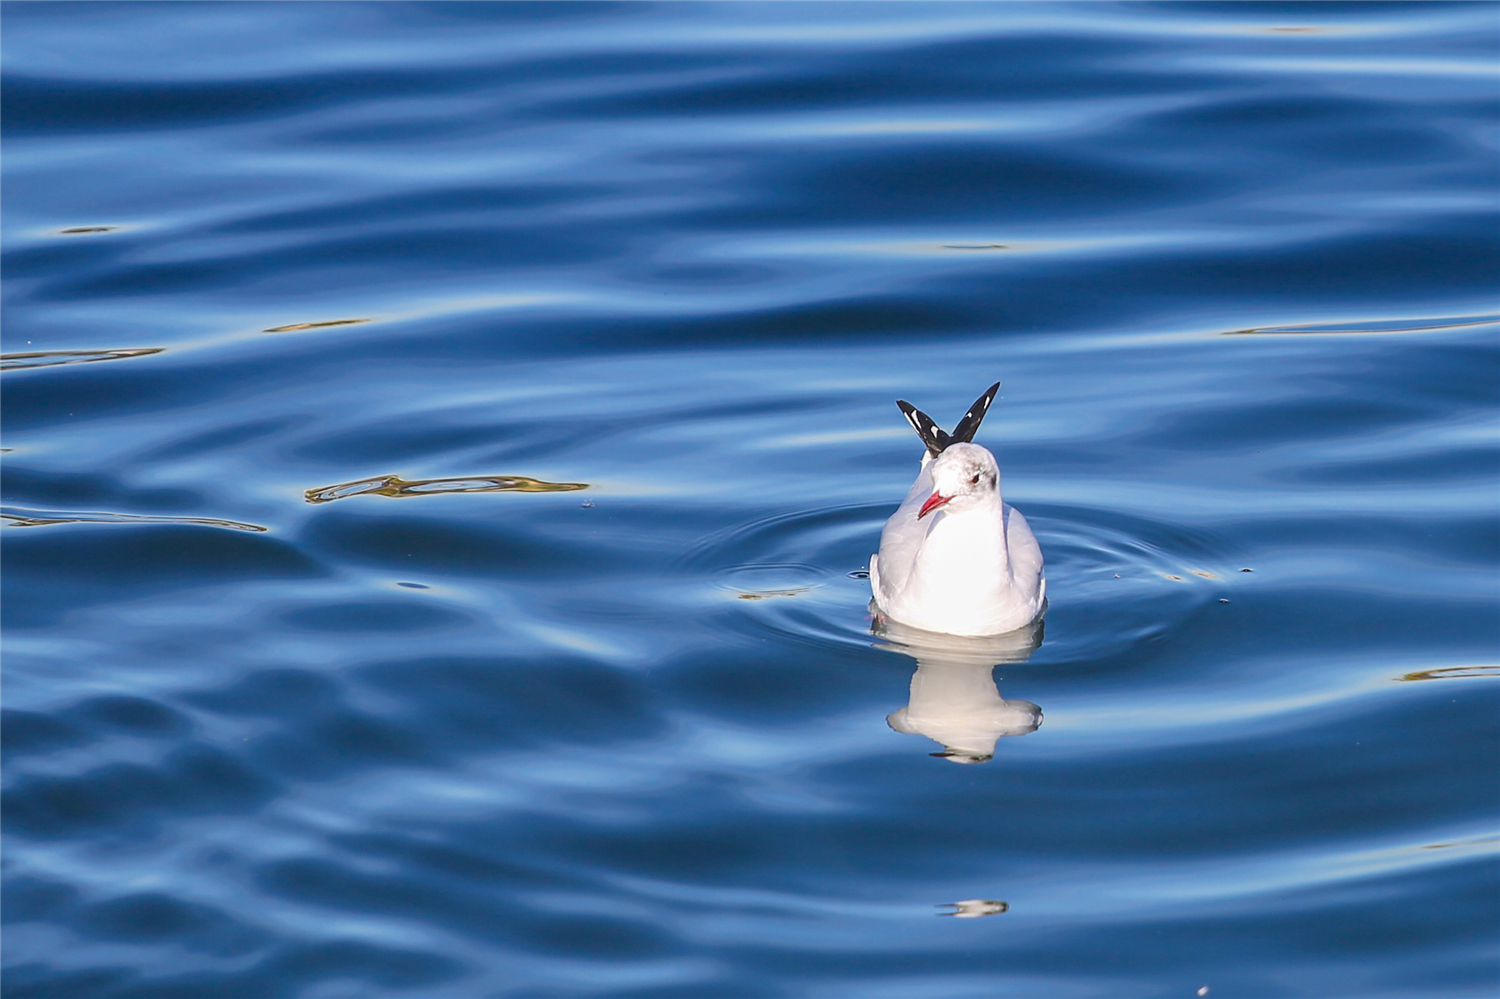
xmin=1 ymin=507 xmax=267 ymax=532
xmin=1 ymin=348 xmax=163 ymax=370
xmin=304 ymin=474 xmax=589 ymax=503
xmin=1224 ymin=314 xmax=1500 ymax=336
xmin=3 ymin=3 xmax=1496 ymax=997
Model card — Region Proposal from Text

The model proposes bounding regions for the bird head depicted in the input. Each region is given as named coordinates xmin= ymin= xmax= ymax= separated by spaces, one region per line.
xmin=918 ymin=443 xmax=1000 ymax=519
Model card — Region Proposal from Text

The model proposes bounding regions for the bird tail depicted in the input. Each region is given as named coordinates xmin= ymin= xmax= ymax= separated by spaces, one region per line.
xmin=896 ymin=382 xmax=1000 ymax=456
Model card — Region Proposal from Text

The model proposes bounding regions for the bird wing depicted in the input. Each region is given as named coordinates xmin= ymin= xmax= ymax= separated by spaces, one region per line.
xmin=1002 ymin=504 xmax=1044 ymax=599
xmin=895 ymin=382 xmax=1000 ymax=457
xmin=949 ymin=382 xmax=1000 ymax=445
xmin=873 ymin=460 xmax=935 ymax=603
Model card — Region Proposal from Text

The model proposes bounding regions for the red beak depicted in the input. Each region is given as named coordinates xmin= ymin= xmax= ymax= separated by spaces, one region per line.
xmin=918 ymin=491 xmax=951 ymax=519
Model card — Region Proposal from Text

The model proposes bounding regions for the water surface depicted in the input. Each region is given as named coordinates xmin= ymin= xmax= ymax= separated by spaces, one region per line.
xmin=4 ymin=3 xmax=1498 ymax=997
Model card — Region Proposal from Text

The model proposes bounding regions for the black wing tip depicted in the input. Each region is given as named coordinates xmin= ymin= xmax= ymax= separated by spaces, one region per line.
xmin=948 ymin=381 xmax=1002 ymax=445
xmin=897 ymin=383 xmax=1000 ymax=453
xmin=962 ymin=381 xmax=999 ymax=418
xmin=896 ymin=399 xmax=950 ymax=456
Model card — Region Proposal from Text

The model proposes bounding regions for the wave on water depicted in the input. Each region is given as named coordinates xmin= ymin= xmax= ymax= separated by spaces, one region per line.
xmin=3 ymin=3 xmax=1497 ymax=997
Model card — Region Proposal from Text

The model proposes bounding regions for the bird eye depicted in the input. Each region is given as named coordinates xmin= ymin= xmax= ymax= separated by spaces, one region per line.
xmin=970 ymin=473 xmax=980 ymax=485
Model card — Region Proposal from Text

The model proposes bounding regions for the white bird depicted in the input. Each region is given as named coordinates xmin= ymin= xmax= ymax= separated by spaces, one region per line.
xmin=869 ymin=383 xmax=1045 ymax=637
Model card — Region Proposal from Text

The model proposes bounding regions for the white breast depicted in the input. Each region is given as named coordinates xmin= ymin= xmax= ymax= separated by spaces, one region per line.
xmin=871 ymin=465 xmax=1044 ymax=638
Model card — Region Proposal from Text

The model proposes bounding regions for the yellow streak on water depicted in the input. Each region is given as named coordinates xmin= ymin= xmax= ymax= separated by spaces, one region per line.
xmin=1 ymin=348 xmax=164 ymax=370
xmin=263 ymin=319 xmax=373 ymax=332
xmin=1 ymin=509 xmax=266 ymax=532
xmin=1395 ymin=665 xmax=1500 ymax=682
xmin=305 ymin=474 xmax=588 ymax=504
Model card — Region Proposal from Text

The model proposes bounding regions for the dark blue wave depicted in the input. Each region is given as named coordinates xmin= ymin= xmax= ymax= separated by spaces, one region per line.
xmin=3 ymin=2 xmax=1497 ymax=997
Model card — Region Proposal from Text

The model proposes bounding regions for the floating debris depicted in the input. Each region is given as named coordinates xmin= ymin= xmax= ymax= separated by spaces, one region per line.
xmin=847 ymin=569 xmax=870 ymax=579
xmin=1190 ymin=569 xmax=1218 ymax=578
xmin=1396 ymin=665 xmax=1499 ymax=682
xmin=58 ymin=225 xmax=118 ymax=234
xmin=396 ymin=582 xmax=430 ymax=589
xmin=1163 ymin=573 xmax=1184 ymax=581
xmin=938 ymin=899 xmax=1008 ymax=918
xmin=1241 ymin=567 xmax=1253 ymax=572
xmin=1 ymin=347 xmax=163 ymax=371
xmin=1 ymin=507 xmax=266 ymax=532
xmin=735 ymin=587 xmax=810 ymax=601
xmin=719 ymin=562 xmax=825 ymax=601
xmin=1219 ymin=598 xmax=1230 ymax=604
xmin=305 ymin=474 xmax=588 ymax=504
xmin=264 ymin=319 xmax=372 ymax=333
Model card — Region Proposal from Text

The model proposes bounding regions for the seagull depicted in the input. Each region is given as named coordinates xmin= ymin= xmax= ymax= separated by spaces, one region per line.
xmin=869 ymin=382 xmax=1045 ymax=637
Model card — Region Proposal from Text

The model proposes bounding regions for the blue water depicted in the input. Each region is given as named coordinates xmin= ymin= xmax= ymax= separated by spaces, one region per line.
xmin=4 ymin=3 xmax=1498 ymax=997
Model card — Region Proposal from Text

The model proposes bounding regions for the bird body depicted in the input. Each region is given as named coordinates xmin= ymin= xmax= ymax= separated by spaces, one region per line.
xmin=869 ymin=384 xmax=1045 ymax=637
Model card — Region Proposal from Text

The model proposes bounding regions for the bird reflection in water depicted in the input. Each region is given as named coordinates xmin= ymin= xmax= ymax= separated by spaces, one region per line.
xmin=873 ymin=613 xmax=1043 ymax=763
